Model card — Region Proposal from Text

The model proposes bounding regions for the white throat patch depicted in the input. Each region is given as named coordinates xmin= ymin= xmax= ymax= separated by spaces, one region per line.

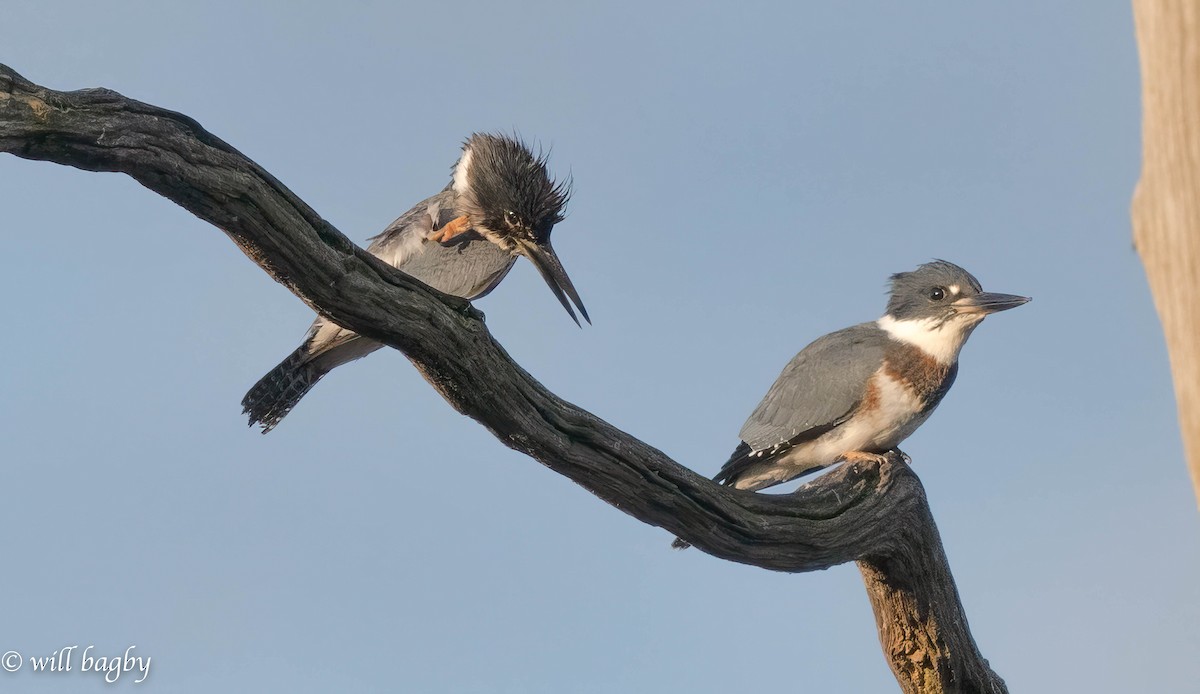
xmin=877 ymin=314 xmax=976 ymax=364
xmin=452 ymin=145 xmax=474 ymax=195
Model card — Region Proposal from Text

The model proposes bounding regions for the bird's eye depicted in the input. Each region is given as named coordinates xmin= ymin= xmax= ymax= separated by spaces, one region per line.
xmin=929 ymin=287 xmax=946 ymax=301
xmin=504 ymin=210 xmax=519 ymax=226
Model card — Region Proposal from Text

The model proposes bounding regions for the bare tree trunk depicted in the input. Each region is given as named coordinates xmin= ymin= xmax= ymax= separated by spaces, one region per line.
xmin=1132 ymin=0 xmax=1200 ymax=507
xmin=0 ymin=64 xmax=1006 ymax=693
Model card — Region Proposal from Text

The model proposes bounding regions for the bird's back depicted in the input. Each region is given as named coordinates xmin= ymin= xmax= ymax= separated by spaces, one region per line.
xmin=738 ymin=323 xmax=890 ymax=451
xmin=715 ymin=323 xmax=890 ymax=489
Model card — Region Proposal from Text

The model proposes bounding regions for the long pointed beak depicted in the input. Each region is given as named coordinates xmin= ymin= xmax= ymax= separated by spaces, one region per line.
xmin=516 ymin=238 xmax=590 ymax=326
xmin=953 ymin=292 xmax=1031 ymax=315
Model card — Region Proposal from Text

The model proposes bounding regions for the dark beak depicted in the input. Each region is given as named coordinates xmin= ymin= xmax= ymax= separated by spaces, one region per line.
xmin=516 ymin=238 xmax=590 ymax=326
xmin=953 ymin=292 xmax=1031 ymax=315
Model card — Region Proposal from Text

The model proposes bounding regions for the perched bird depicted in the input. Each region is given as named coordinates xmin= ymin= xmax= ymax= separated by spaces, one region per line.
xmin=242 ymin=133 xmax=587 ymax=433
xmin=714 ymin=260 xmax=1029 ymax=492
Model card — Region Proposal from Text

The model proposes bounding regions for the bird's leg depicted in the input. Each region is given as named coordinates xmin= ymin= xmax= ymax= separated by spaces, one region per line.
xmin=428 ymin=214 xmax=472 ymax=243
xmin=840 ymin=450 xmax=891 ymax=466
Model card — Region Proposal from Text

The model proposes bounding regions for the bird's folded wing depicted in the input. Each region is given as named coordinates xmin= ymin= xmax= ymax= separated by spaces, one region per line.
xmin=737 ymin=322 xmax=887 ymax=452
xmin=366 ymin=187 xmax=458 ymax=268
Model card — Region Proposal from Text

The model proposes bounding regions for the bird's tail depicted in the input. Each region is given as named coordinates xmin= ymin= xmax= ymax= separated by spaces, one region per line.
xmin=242 ymin=346 xmax=327 ymax=434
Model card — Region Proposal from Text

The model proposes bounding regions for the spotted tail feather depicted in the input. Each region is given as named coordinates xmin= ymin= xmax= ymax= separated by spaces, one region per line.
xmin=241 ymin=346 xmax=327 ymax=434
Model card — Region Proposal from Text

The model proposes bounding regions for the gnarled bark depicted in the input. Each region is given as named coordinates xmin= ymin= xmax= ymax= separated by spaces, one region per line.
xmin=0 ymin=64 xmax=1006 ymax=693
xmin=1132 ymin=0 xmax=1200 ymax=508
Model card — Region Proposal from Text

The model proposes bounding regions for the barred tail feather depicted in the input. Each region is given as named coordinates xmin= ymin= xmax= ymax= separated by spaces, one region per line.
xmin=712 ymin=441 xmax=755 ymax=487
xmin=242 ymin=346 xmax=327 ymax=434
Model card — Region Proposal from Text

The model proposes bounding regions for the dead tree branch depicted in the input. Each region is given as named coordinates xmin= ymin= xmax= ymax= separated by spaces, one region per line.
xmin=0 ymin=64 xmax=1006 ymax=694
xmin=1131 ymin=0 xmax=1200 ymax=508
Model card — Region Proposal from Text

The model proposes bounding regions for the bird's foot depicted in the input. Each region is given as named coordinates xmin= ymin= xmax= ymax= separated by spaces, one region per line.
xmin=839 ymin=450 xmax=891 ymax=466
xmin=458 ymin=301 xmax=485 ymax=322
xmin=428 ymin=214 xmax=472 ymax=244
xmin=892 ymin=448 xmax=912 ymax=465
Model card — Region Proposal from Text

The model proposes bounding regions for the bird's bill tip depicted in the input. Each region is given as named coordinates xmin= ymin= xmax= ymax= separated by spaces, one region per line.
xmin=953 ymin=292 xmax=1031 ymax=314
xmin=518 ymin=240 xmax=590 ymax=327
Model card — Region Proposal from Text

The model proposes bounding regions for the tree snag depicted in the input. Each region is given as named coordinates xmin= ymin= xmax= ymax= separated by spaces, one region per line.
xmin=1131 ymin=0 xmax=1200 ymax=509
xmin=0 ymin=64 xmax=1006 ymax=694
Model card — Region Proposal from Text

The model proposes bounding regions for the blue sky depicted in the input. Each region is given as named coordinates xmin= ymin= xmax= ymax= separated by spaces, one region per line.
xmin=2 ymin=2 xmax=1197 ymax=692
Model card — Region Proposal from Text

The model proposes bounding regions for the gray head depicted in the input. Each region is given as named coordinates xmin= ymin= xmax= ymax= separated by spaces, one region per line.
xmin=886 ymin=260 xmax=1028 ymax=322
xmin=451 ymin=133 xmax=588 ymax=325
xmin=879 ymin=260 xmax=1030 ymax=362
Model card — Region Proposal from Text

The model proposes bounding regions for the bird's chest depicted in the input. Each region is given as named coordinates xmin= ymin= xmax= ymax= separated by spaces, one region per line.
xmin=856 ymin=350 xmax=956 ymax=448
xmin=853 ymin=371 xmax=926 ymax=447
xmin=405 ymin=236 xmax=516 ymax=299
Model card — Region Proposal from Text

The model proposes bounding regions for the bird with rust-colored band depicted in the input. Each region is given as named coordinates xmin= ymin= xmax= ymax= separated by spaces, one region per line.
xmin=673 ymin=261 xmax=1028 ymax=549
xmin=717 ymin=260 xmax=1029 ymax=493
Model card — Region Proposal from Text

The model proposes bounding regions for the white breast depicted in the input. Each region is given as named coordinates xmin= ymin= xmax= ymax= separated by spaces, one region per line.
xmin=785 ymin=369 xmax=926 ymax=470
xmin=743 ymin=368 xmax=934 ymax=490
xmin=857 ymin=369 xmax=931 ymax=449
xmin=877 ymin=314 xmax=969 ymax=364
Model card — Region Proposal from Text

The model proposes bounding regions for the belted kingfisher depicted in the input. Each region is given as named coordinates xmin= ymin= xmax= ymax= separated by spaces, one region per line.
xmin=242 ymin=132 xmax=587 ymax=433
xmin=714 ymin=260 xmax=1029 ymax=492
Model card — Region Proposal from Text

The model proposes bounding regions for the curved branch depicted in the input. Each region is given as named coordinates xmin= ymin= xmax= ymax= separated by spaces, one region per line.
xmin=0 ymin=64 xmax=1006 ymax=693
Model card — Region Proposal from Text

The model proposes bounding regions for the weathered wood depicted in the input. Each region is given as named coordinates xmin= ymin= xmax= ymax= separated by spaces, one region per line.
xmin=0 ymin=64 xmax=1006 ymax=693
xmin=858 ymin=495 xmax=1005 ymax=694
xmin=1131 ymin=0 xmax=1200 ymax=508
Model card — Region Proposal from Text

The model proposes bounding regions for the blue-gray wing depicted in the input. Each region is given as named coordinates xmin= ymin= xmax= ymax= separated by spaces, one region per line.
xmin=366 ymin=186 xmax=515 ymax=300
xmin=738 ymin=322 xmax=887 ymax=452
xmin=365 ymin=187 xmax=453 ymax=276
xmin=300 ymin=185 xmax=514 ymax=367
